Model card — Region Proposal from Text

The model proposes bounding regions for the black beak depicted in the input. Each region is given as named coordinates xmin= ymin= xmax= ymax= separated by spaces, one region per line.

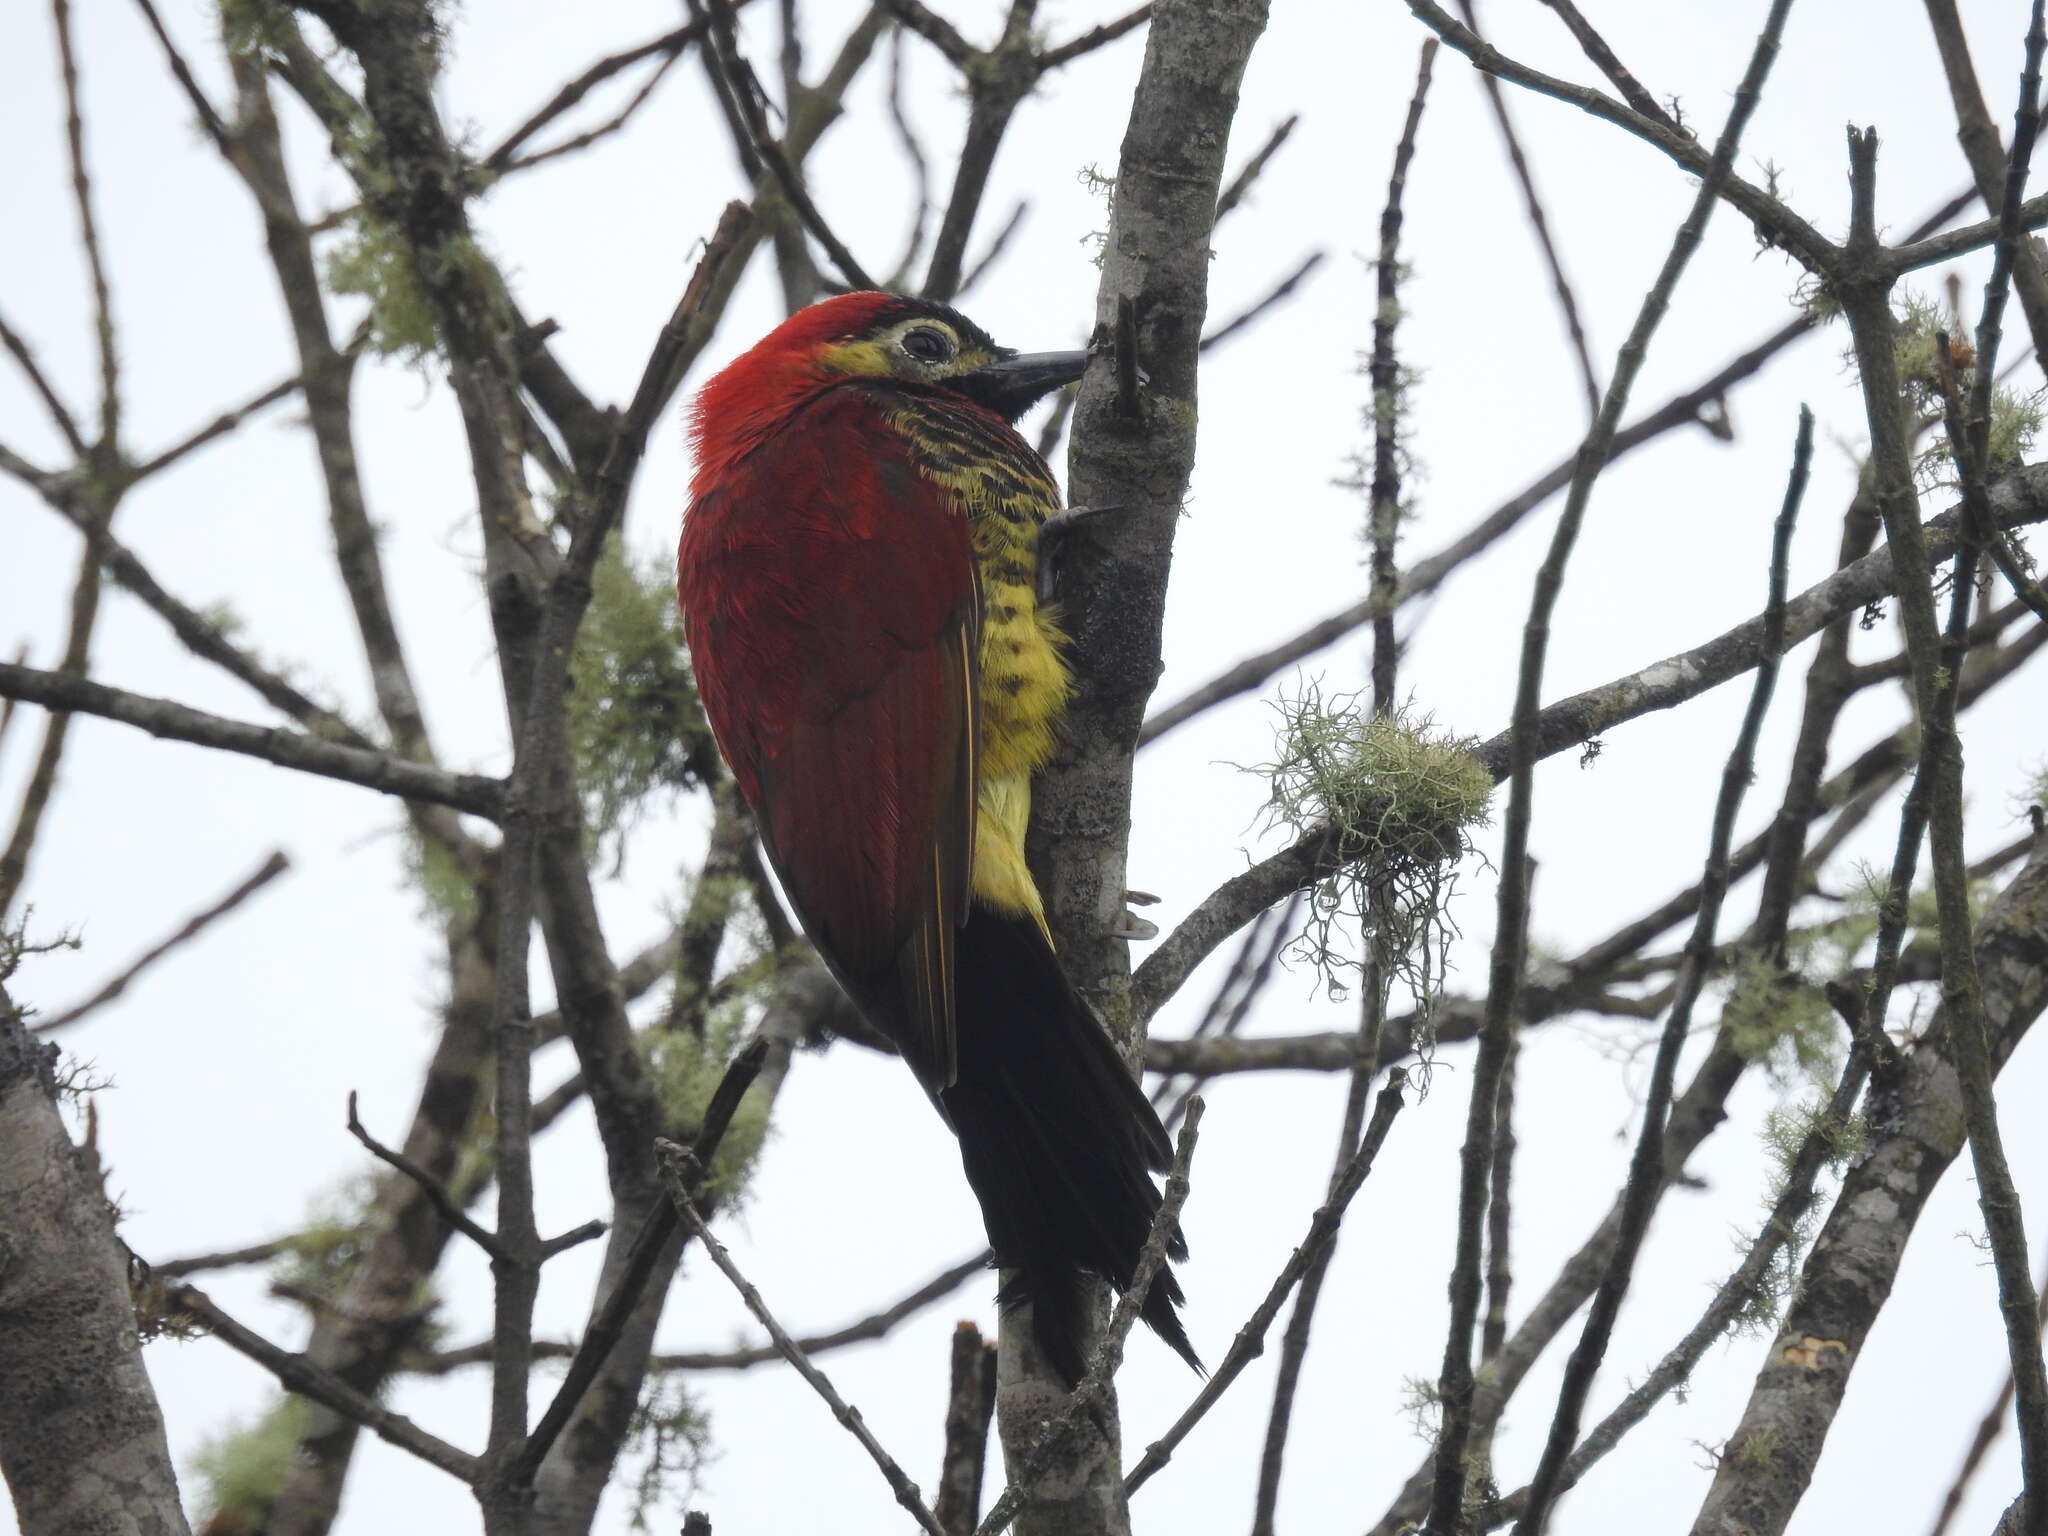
xmin=954 ymin=349 xmax=1090 ymax=422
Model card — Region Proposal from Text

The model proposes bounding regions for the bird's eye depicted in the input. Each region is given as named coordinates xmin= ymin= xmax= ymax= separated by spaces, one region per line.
xmin=902 ymin=327 xmax=952 ymax=363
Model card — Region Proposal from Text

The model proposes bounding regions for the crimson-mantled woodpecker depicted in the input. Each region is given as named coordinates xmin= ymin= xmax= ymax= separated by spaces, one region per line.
xmin=676 ymin=291 xmax=1197 ymax=1382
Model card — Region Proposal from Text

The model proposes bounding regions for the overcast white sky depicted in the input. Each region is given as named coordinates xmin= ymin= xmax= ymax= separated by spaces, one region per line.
xmin=5 ymin=2 xmax=2048 ymax=1533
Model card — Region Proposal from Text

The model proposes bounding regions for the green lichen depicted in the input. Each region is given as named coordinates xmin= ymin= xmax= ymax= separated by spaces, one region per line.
xmin=1254 ymin=686 xmax=1492 ymax=1059
xmin=189 ymin=1396 xmax=309 ymax=1535
xmin=1399 ymin=1374 xmax=1443 ymax=1441
xmin=217 ymin=0 xmax=292 ymax=57
xmin=1763 ymin=1098 xmax=1868 ymax=1173
xmin=568 ymin=538 xmax=716 ymax=855
xmin=620 ymin=1374 xmax=712 ymax=1529
xmin=1886 ymin=289 xmax=2044 ymax=491
xmin=324 ymin=214 xmax=442 ymax=363
xmin=403 ymin=828 xmax=478 ymax=923
xmin=639 ymin=1003 xmax=769 ymax=1212
xmin=270 ymin=1177 xmax=380 ymax=1307
xmin=1730 ymin=1427 xmax=1782 ymax=1470
xmin=1735 ymin=1093 xmax=1869 ymax=1334
xmin=1723 ymin=957 xmax=1840 ymax=1082
xmin=1792 ymin=864 xmax=1990 ymax=980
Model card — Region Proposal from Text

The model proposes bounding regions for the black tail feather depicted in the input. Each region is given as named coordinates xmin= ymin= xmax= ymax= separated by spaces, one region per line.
xmin=939 ymin=906 xmax=1201 ymax=1384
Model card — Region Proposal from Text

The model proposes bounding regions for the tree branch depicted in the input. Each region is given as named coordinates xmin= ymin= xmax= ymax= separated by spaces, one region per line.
xmin=1692 ymin=835 xmax=2048 ymax=1534
xmin=659 ymin=1137 xmax=947 ymax=1536
xmin=0 ymin=662 xmax=505 ymax=818
xmin=1516 ymin=404 xmax=1810 ymax=1534
xmin=167 ymin=1282 xmax=482 ymax=1484
xmin=1133 ymin=461 xmax=2048 ymax=1021
xmin=35 ymin=850 xmax=291 ymax=1032
xmin=1125 ymin=1072 xmax=1407 ymax=1494
xmin=1403 ymin=0 xmax=1838 ymax=275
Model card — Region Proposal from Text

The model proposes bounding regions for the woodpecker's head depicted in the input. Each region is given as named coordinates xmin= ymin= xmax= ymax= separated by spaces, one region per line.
xmin=793 ymin=292 xmax=1088 ymax=421
xmin=694 ymin=292 xmax=1088 ymax=472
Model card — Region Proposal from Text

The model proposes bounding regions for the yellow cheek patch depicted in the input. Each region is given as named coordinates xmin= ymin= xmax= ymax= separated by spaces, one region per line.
xmin=813 ymin=338 xmax=895 ymax=378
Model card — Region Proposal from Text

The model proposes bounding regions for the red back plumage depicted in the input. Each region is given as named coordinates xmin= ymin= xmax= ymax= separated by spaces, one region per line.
xmin=677 ymin=294 xmax=978 ymax=1087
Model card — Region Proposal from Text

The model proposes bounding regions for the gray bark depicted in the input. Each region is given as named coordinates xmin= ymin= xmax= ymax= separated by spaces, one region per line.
xmin=0 ymin=986 xmax=190 ymax=1536
xmin=1012 ymin=1 xmax=1269 ymax=1532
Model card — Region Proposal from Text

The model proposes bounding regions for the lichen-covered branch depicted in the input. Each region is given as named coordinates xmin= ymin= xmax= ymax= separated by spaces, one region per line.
xmin=1135 ymin=461 xmax=2048 ymax=1019
xmin=1693 ymin=836 xmax=2048 ymax=1535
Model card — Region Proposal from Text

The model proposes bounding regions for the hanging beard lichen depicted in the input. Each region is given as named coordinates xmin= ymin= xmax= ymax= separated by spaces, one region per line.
xmin=1254 ymin=683 xmax=1492 ymax=1058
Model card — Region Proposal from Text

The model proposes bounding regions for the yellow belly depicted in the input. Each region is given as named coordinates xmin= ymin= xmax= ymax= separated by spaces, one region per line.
xmin=970 ymin=575 xmax=1068 ymax=928
xmin=884 ymin=397 xmax=1070 ymax=928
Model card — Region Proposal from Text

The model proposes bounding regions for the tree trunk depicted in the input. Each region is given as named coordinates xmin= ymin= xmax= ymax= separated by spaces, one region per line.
xmin=0 ymin=986 xmax=190 ymax=1536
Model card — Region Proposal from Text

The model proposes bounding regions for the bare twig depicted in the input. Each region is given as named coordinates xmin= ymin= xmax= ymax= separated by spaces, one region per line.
xmin=1141 ymin=316 xmax=1809 ymax=746
xmin=920 ymin=6 xmax=1040 ymax=303
xmin=660 ymin=1138 xmax=946 ymax=1536
xmin=0 ymin=543 xmax=105 ymax=920
xmin=1036 ymin=4 xmax=1153 ymax=69
xmin=657 ymin=1253 xmax=989 ymax=1370
xmin=167 ymin=1283 xmax=481 ymax=1483
xmin=1691 ymin=839 xmax=2048 ymax=1534
xmin=1516 ymin=404 xmax=1811 ymax=1534
xmin=1141 ymin=181 xmax=1970 ymax=746
xmin=0 ymin=308 xmax=87 ymax=459
xmin=1481 ymin=1025 xmax=1519 ymax=1363
xmin=0 ymin=661 xmax=505 ymax=819
xmin=496 ymin=51 xmax=684 ymax=175
xmin=1923 ymin=0 xmax=2048 ymax=366
xmin=511 ymin=1038 xmax=768 ymax=1481
xmin=1486 ymin=1042 xmax=1872 ymax=1529
xmin=952 ymin=201 xmax=1027 ymax=301
xmin=53 ymin=0 xmax=119 ymax=449
xmin=38 ymin=483 xmax=369 ymax=747
xmin=1125 ymin=1072 xmax=1407 ymax=1495
xmin=484 ymin=20 xmax=708 ymax=170
xmin=1370 ymin=44 xmax=1432 ymax=712
xmin=693 ymin=0 xmax=876 ymax=291
xmin=1887 ymin=188 xmax=2048 ymax=272
xmin=1198 ymin=252 xmax=1327 ymax=353
xmin=1153 ymin=892 xmax=1300 ymax=1131
xmin=1215 ymin=114 xmax=1299 ymax=223
xmin=882 ymin=26 xmax=937 ymax=290
xmin=1456 ymin=0 xmax=1601 ymax=418
xmin=128 ymin=0 xmax=231 ymax=153
xmin=878 ymin=0 xmax=975 ymax=67
xmin=35 ymin=850 xmax=290 ymax=1032
xmin=415 ymin=1252 xmax=990 ymax=1375
xmin=1032 ymin=382 xmax=1077 ymax=463
xmin=1832 ymin=21 xmax=2048 ymax=1513
xmin=1539 ymin=0 xmax=1675 ymax=130
xmin=1251 ymin=57 xmax=1433 ymax=1529
xmin=1929 ymin=1257 xmax=2048 ymax=1536
xmin=1405 ymin=0 xmax=1837 ymax=275
xmin=347 ymin=1091 xmax=514 ymax=1266
xmin=1426 ymin=11 xmax=1792 ymax=1524
xmin=128 ymin=375 xmax=301 ymax=482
